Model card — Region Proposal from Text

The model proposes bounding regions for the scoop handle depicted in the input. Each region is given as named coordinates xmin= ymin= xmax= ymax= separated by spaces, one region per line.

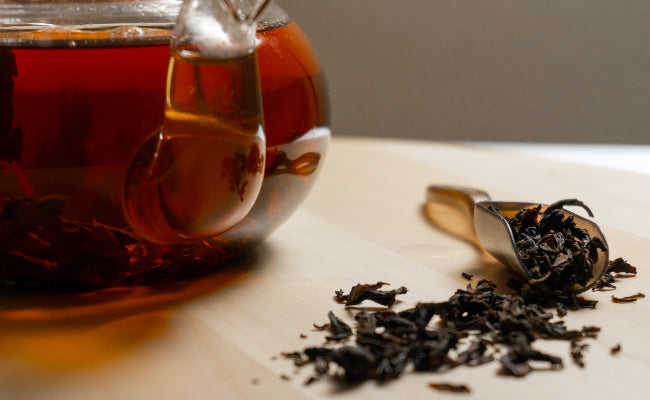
xmin=426 ymin=185 xmax=491 ymax=222
xmin=424 ymin=185 xmax=492 ymax=248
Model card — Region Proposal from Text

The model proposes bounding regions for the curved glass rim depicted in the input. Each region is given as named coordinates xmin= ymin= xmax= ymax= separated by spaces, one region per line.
xmin=0 ymin=0 xmax=288 ymax=47
xmin=0 ymin=1 xmax=182 ymax=25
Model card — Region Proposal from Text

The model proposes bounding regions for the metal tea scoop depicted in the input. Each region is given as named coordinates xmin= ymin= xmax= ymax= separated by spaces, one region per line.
xmin=426 ymin=185 xmax=609 ymax=293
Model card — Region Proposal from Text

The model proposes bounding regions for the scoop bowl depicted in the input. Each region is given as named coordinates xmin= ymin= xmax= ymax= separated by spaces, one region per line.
xmin=426 ymin=185 xmax=609 ymax=293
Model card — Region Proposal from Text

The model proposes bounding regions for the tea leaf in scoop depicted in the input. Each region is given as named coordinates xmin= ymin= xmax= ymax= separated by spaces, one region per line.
xmin=501 ymin=200 xmax=607 ymax=300
xmin=543 ymin=198 xmax=594 ymax=218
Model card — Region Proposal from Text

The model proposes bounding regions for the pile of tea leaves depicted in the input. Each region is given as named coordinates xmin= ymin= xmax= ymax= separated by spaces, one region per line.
xmin=282 ymin=201 xmax=639 ymax=389
xmin=498 ymin=199 xmax=608 ymax=307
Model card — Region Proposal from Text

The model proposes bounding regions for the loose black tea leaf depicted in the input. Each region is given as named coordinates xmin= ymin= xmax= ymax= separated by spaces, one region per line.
xmin=461 ymin=272 xmax=473 ymax=281
xmin=610 ymin=343 xmax=621 ymax=355
xmin=544 ymin=199 xmax=594 ymax=217
xmin=281 ymin=351 xmax=310 ymax=367
xmin=324 ymin=311 xmax=353 ymax=341
xmin=607 ymin=258 xmax=637 ymax=275
xmin=593 ymin=258 xmax=637 ymax=291
xmin=611 ymin=292 xmax=645 ymax=303
xmin=281 ymin=351 xmax=302 ymax=360
xmin=428 ymin=382 xmax=471 ymax=393
xmin=593 ymin=273 xmax=617 ymax=291
xmin=332 ymin=346 xmax=376 ymax=381
xmin=304 ymin=375 xmax=322 ymax=386
xmin=581 ymin=326 xmax=601 ymax=338
xmin=312 ymin=323 xmax=328 ymax=331
xmin=570 ymin=340 xmax=589 ymax=368
xmin=499 ymin=332 xmax=563 ymax=377
xmin=335 ymin=282 xmax=408 ymax=307
xmin=454 ymin=339 xmax=494 ymax=367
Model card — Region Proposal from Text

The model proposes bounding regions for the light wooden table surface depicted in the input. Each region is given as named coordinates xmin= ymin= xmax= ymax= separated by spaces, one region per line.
xmin=1 ymin=137 xmax=648 ymax=399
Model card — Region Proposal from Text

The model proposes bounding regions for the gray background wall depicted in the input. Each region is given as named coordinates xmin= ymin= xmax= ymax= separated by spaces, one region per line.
xmin=280 ymin=0 xmax=650 ymax=143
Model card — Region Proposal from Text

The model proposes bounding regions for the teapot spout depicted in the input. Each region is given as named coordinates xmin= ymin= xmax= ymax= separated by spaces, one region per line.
xmin=122 ymin=0 xmax=269 ymax=244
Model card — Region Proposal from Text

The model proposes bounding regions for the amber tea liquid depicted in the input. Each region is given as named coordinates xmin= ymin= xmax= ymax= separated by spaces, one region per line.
xmin=1 ymin=43 xmax=169 ymax=225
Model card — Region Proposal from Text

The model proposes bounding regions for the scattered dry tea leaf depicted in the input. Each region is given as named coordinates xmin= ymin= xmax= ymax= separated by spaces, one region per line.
xmin=312 ymin=322 xmax=328 ymax=331
xmin=335 ymin=281 xmax=407 ymax=307
xmin=607 ymin=258 xmax=637 ymax=275
xmin=324 ymin=311 xmax=353 ymax=341
xmin=593 ymin=258 xmax=637 ymax=291
xmin=429 ymin=382 xmax=471 ymax=393
xmin=570 ymin=340 xmax=589 ymax=368
xmin=612 ymin=292 xmax=645 ymax=303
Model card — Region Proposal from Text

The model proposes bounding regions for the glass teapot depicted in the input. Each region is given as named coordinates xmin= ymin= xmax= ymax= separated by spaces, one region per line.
xmin=0 ymin=0 xmax=330 ymax=289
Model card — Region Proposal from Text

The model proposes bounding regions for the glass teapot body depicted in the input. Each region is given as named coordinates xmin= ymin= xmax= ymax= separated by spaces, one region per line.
xmin=0 ymin=1 xmax=330 ymax=288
